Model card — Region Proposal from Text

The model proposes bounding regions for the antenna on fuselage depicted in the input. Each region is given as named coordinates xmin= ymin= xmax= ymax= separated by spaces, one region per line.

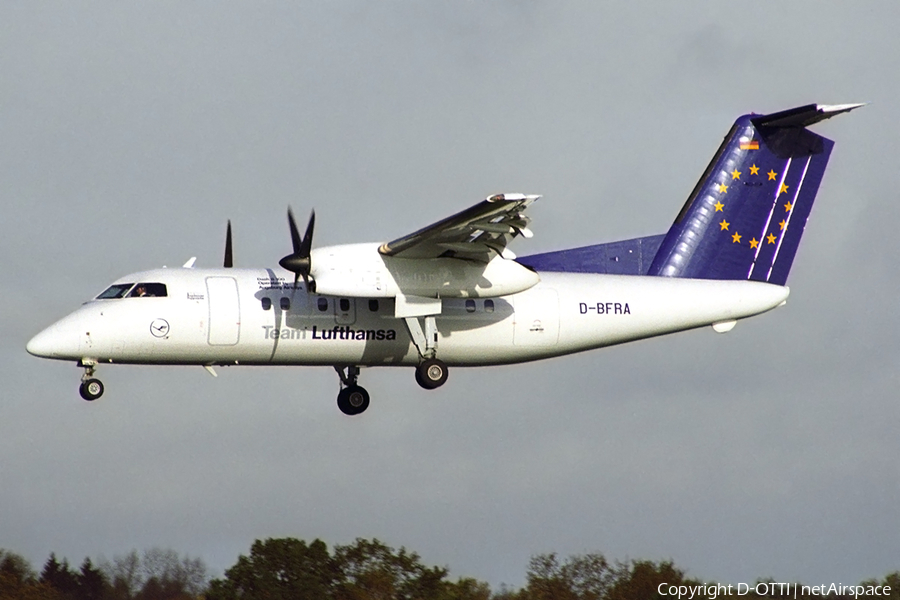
xmin=224 ymin=220 xmax=233 ymax=268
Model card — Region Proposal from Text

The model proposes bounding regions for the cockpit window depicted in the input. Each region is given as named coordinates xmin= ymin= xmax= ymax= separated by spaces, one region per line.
xmin=129 ymin=283 xmax=168 ymax=298
xmin=97 ymin=283 xmax=134 ymax=299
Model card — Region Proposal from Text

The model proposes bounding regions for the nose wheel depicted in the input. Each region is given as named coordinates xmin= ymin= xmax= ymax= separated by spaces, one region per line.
xmin=79 ymin=378 xmax=104 ymax=401
xmin=77 ymin=360 xmax=104 ymax=401
xmin=334 ymin=365 xmax=369 ymax=416
xmin=337 ymin=385 xmax=370 ymax=416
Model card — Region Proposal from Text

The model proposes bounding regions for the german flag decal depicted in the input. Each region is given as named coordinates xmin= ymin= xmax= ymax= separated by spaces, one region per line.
xmin=740 ymin=140 xmax=760 ymax=150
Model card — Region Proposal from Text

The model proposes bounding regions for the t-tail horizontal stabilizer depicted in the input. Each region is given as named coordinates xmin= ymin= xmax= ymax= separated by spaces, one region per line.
xmin=647 ymin=103 xmax=864 ymax=285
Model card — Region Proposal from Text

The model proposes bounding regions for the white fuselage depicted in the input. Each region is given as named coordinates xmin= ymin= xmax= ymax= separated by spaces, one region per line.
xmin=27 ymin=266 xmax=789 ymax=368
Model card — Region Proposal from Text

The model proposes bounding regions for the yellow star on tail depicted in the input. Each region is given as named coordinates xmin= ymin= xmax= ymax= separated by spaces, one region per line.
xmin=731 ymin=232 xmax=741 ymax=243
xmin=767 ymin=169 xmax=778 ymax=181
xmin=749 ymin=164 xmax=759 ymax=175
xmin=779 ymin=183 xmax=789 ymax=195
xmin=731 ymin=169 xmax=741 ymax=180
xmin=766 ymin=233 xmax=777 ymax=244
xmin=749 ymin=238 xmax=759 ymax=249
xmin=714 ymin=201 xmax=724 ymax=212
xmin=779 ymin=220 xmax=786 ymax=230
xmin=719 ymin=219 xmax=730 ymax=231
xmin=717 ymin=183 xmax=728 ymax=193
xmin=784 ymin=201 xmax=793 ymax=212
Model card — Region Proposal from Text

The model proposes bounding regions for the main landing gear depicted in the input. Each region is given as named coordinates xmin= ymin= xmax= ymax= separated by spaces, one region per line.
xmin=334 ymin=366 xmax=369 ymax=416
xmin=404 ymin=315 xmax=449 ymax=391
xmin=415 ymin=358 xmax=448 ymax=390
xmin=77 ymin=360 xmax=104 ymax=401
xmin=331 ymin=313 xmax=449 ymax=416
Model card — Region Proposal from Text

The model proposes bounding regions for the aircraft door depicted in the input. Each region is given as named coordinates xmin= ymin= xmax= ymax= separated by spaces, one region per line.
xmin=206 ymin=277 xmax=240 ymax=345
xmin=335 ymin=297 xmax=356 ymax=325
xmin=513 ymin=289 xmax=559 ymax=346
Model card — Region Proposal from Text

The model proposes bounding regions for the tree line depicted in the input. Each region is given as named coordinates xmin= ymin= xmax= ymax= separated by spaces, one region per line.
xmin=1 ymin=540 xmax=897 ymax=600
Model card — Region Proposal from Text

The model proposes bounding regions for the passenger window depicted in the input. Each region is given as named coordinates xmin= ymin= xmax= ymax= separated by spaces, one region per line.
xmin=339 ymin=298 xmax=350 ymax=312
xmin=317 ymin=297 xmax=328 ymax=312
xmin=129 ymin=283 xmax=167 ymax=298
xmin=261 ymin=298 xmax=272 ymax=311
xmin=465 ymin=299 xmax=476 ymax=313
xmin=280 ymin=297 xmax=291 ymax=311
xmin=368 ymin=299 xmax=379 ymax=312
xmin=97 ymin=283 xmax=134 ymax=299
xmin=484 ymin=299 xmax=495 ymax=313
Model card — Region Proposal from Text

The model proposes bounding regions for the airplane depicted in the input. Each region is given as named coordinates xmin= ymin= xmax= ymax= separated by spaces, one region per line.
xmin=27 ymin=103 xmax=862 ymax=415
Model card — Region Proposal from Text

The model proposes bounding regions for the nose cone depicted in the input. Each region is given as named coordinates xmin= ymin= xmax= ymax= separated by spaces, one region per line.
xmin=27 ymin=321 xmax=80 ymax=360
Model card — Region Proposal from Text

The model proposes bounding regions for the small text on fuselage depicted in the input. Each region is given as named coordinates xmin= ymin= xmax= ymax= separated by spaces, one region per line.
xmin=579 ymin=302 xmax=631 ymax=315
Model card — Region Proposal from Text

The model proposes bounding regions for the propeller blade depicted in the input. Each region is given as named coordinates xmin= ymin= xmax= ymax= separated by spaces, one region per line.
xmin=299 ymin=210 xmax=315 ymax=257
xmin=224 ymin=220 xmax=233 ymax=268
xmin=279 ymin=207 xmax=316 ymax=290
xmin=287 ymin=208 xmax=302 ymax=254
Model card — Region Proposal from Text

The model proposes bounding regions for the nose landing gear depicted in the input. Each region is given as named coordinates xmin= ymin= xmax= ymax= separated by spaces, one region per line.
xmin=77 ymin=360 xmax=104 ymax=401
xmin=337 ymin=385 xmax=370 ymax=416
xmin=334 ymin=365 xmax=369 ymax=416
xmin=79 ymin=379 xmax=104 ymax=401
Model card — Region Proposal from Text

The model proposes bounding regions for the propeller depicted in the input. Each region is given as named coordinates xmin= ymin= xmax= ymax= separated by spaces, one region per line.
xmin=224 ymin=220 xmax=233 ymax=268
xmin=278 ymin=208 xmax=316 ymax=291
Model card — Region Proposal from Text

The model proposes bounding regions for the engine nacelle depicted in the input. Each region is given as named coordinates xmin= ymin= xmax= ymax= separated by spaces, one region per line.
xmin=308 ymin=243 xmax=540 ymax=299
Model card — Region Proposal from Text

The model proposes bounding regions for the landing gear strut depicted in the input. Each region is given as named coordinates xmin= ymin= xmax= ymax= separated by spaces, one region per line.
xmin=78 ymin=360 xmax=104 ymax=401
xmin=334 ymin=365 xmax=369 ymax=416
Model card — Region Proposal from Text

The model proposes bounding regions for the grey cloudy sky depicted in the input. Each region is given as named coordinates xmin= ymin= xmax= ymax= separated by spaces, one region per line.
xmin=2 ymin=0 xmax=898 ymax=588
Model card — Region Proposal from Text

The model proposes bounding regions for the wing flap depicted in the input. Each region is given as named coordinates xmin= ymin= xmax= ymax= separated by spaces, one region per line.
xmin=378 ymin=193 xmax=540 ymax=261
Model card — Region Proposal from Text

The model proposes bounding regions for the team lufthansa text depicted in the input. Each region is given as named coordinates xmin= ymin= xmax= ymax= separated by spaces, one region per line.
xmin=262 ymin=325 xmax=398 ymax=341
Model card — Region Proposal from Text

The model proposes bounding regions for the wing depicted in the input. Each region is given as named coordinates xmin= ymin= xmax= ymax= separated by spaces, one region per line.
xmin=378 ymin=193 xmax=540 ymax=262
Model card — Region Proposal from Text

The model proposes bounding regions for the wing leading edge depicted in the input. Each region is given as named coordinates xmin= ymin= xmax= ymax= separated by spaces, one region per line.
xmin=378 ymin=193 xmax=540 ymax=262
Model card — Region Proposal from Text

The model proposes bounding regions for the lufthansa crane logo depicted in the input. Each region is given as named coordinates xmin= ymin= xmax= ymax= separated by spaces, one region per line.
xmin=150 ymin=319 xmax=170 ymax=338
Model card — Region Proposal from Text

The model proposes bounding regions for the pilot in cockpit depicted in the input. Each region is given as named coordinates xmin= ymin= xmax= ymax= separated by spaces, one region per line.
xmin=126 ymin=282 xmax=167 ymax=298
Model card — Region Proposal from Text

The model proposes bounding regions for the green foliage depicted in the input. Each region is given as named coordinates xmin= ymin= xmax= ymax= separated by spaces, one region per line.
xmin=207 ymin=537 xmax=491 ymax=600
xmin=102 ymin=550 xmax=142 ymax=600
xmin=508 ymin=552 xmax=706 ymax=600
xmin=77 ymin=558 xmax=106 ymax=600
xmin=206 ymin=538 xmax=336 ymax=600
xmin=1 ymin=549 xmax=64 ymax=600
xmin=0 ymin=547 xmax=210 ymax=600
xmin=522 ymin=552 xmax=614 ymax=600
xmin=333 ymin=537 xmax=450 ymax=600
xmin=1 ymin=549 xmax=36 ymax=585
xmin=883 ymin=573 xmax=900 ymax=600
xmin=606 ymin=559 xmax=699 ymax=600
xmin=447 ymin=577 xmax=492 ymax=600
xmin=858 ymin=572 xmax=900 ymax=600
xmin=96 ymin=547 xmax=208 ymax=599
xmin=132 ymin=548 xmax=208 ymax=600
xmin=3 ymin=543 xmax=899 ymax=600
xmin=40 ymin=554 xmax=79 ymax=599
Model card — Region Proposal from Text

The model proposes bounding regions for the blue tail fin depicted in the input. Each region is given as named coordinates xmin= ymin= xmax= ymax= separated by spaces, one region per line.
xmin=647 ymin=103 xmax=861 ymax=285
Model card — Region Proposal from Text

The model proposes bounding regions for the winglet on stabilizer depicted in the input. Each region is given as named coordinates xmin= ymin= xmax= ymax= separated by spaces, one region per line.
xmin=751 ymin=103 xmax=866 ymax=129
